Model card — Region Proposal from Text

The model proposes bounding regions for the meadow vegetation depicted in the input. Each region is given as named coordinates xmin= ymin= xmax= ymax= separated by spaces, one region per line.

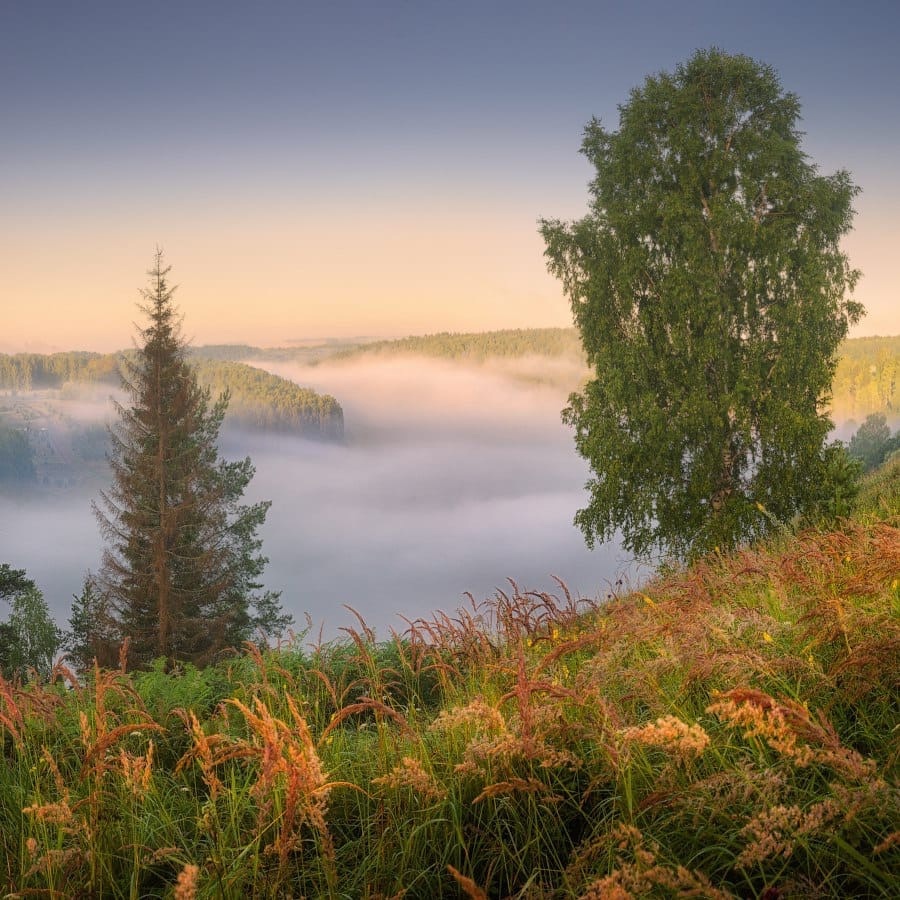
xmin=1 ymin=456 xmax=897 ymax=898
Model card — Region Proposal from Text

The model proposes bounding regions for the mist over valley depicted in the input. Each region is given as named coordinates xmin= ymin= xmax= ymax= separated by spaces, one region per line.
xmin=1 ymin=330 xmax=896 ymax=635
xmin=1 ymin=351 xmax=636 ymax=635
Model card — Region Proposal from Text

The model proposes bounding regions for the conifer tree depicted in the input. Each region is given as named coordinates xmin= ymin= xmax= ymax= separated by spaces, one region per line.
xmin=62 ymin=576 xmax=119 ymax=671
xmin=95 ymin=252 xmax=290 ymax=667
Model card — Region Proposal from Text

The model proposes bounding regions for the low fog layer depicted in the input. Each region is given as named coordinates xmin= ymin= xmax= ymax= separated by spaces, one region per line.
xmin=2 ymin=357 xmax=639 ymax=637
xmin=236 ymin=357 xmax=636 ymax=633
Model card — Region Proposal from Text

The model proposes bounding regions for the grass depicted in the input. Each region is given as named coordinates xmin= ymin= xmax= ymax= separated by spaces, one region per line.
xmin=1 ymin=459 xmax=898 ymax=898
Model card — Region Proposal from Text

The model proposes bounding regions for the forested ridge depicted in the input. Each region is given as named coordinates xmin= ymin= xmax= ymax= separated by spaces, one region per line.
xmin=191 ymin=359 xmax=342 ymax=438
xmin=0 ymin=352 xmax=343 ymax=439
xmin=0 ymin=331 xmax=895 ymax=432
xmin=325 ymin=326 xmax=585 ymax=363
xmin=329 ymin=330 xmax=899 ymax=421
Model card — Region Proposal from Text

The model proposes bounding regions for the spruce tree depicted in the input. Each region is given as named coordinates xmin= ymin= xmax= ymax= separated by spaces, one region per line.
xmin=95 ymin=252 xmax=290 ymax=667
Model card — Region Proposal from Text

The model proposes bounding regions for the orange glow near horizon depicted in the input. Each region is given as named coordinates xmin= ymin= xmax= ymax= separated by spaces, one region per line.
xmin=4 ymin=198 xmax=896 ymax=354
xmin=4 ymin=204 xmax=573 ymax=352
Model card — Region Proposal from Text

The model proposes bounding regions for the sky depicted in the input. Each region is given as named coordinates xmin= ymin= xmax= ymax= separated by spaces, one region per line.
xmin=2 ymin=0 xmax=898 ymax=352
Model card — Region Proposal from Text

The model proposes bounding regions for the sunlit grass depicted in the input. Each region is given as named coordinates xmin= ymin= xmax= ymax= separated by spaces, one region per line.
xmin=1 ymin=461 xmax=898 ymax=897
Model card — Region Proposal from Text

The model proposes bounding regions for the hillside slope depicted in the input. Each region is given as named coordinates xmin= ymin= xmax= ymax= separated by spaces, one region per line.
xmin=1 ymin=458 xmax=897 ymax=897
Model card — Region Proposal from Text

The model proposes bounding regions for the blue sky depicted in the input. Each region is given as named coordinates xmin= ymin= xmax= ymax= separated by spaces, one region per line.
xmin=2 ymin=0 xmax=898 ymax=350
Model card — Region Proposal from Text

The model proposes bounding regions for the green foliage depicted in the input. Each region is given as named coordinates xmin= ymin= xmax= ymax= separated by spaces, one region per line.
xmin=853 ymin=448 xmax=900 ymax=519
xmin=62 ymin=576 xmax=119 ymax=671
xmin=94 ymin=252 xmax=291 ymax=668
xmin=1 ymin=477 xmax=897 ymax=897
xmin=541 ymin=49 xmax=863 ymax=561
xmin=0 ymin=565 xmax=60 ymax=679
xmin=849 ymin=413 xmax=900 ymax=473
xmin=802 ymin=441 xmax=863 ymax=526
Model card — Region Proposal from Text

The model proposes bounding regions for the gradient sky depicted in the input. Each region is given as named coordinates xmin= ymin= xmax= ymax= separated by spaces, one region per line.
xmin=3 ymin=0 xmax=898 ymax=352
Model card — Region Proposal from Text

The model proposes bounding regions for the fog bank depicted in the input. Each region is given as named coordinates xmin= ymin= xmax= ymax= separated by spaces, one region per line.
xmin=236 ymin=357 xmax=634 ymax=634
xmin=2 ymin=357 xmax=636 ymax=638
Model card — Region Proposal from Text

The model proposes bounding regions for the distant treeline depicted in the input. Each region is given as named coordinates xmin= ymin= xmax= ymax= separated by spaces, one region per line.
xmin=191 ymin=359 xmax=343 ymax=438
xmin=327 ymin=327 xmax=586 ymax=363
xmin=186 ymin=341 xmax=367 ymax=365
xmin=1 ymin=330 xmax=894 ymax=428
xmin=831 ymin=335 xmax=899 ymax=423
xmin=183 ymin=330 xmax=585 ymax=366
xmin=0 ymin=352 xmax=119 ymax=389
xmin=0 ymin=352 xmax=343 ymax=440
xmin=329 ymin=329 xmax=898 ymax=421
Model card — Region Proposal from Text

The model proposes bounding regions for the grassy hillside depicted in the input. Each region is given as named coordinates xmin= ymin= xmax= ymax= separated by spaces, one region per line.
xmin=1 ymin=459 xmax=897 ymax=897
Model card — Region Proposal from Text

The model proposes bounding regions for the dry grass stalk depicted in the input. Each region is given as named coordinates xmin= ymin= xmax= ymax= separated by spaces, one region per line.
xmin=320 ymin=696 xmax=417 ymax=745
xmin=429 ymin=697 xmax=505 ymax=735
xmin=621 ymin=715 xmax=710 ymax=762
xmin=0 ymin=673 xmax=24 ymax=746
xmin=371 ymin=756 xmax=447 ymax=803
xmin=579 ymin=825 xmax=735 ymax=900
xmin=707 ymin=688 xmax=877 ymax=779
xmin=447 ymin=864 xmax=488 ymax=900
xmin=118 ymin=739 xmax=155 ymax=798
xmin=222 ymin=694 xmax=345 ymax=878
xmin=173 ymin=862 xmax=200 ymax=900
xmin=22 ymin=747 xmax=76 ymax=828
xmin=472 ymin=776 xmax=559 ymax=804
xmin=736 ymin=801 xmax=841 ymax=867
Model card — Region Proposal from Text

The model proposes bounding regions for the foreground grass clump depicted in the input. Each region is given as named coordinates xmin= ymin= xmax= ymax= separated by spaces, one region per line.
xmin=1 ymin=476 xmax=898 ymax=897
